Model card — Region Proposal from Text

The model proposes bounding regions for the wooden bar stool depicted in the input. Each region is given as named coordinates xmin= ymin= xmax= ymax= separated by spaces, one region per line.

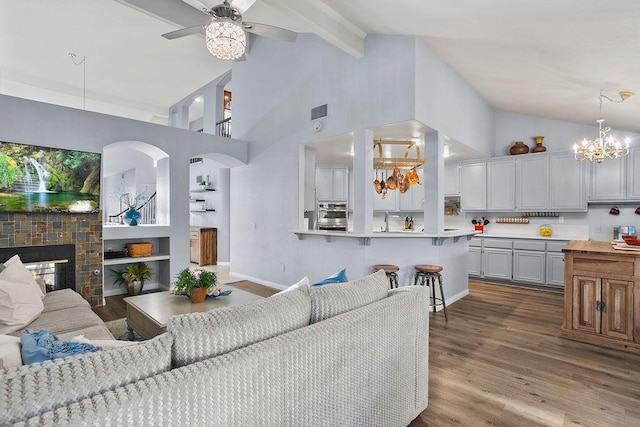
xmin=372 ymin=264 xmax=400 ymax=289
xmin=413 ymin=264 xmax=448 ymax=321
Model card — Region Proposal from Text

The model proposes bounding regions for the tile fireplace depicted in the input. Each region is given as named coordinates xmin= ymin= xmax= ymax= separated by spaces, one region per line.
xmin=0 ymin=212 xmax=102 ymax=305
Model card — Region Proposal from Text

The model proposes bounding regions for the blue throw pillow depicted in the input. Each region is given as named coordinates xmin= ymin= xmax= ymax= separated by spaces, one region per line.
xmin=21 ymin=329 xmax=99 ymax=365
xmin=312 ymin=268 xmax=348 ymax=287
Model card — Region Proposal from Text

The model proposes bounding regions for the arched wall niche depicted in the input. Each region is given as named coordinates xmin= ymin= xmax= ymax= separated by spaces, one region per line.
xmin=103 ymin=141 xmax=170 ymax=225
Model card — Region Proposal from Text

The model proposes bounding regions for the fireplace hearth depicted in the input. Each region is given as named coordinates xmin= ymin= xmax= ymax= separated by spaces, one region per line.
xmin=0 ymin=244 xmax=75 ymax=291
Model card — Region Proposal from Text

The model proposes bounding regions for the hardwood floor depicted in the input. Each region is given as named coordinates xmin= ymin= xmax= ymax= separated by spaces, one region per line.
xmin=411 ymin=280 xmax=640 ymax=426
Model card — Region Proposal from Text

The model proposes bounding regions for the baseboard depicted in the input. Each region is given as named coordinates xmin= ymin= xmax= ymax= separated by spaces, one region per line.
xmin=104 ymin=282 xmax=160 ymax=297
xmin=228 ymin=271 xmax=287 ymax=290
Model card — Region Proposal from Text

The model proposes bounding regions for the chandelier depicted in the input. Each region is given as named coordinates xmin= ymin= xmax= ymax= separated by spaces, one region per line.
xmin=205 ymin=19 xmax=246 ymax=61
xmin=573 ymin=90 xmax=634 ymax=163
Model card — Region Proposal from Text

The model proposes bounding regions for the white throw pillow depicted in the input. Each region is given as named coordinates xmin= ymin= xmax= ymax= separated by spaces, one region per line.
xmin=0 ymin=334 xmax=22 ymax=369
xmin=0 ymin=255 xmax=44 ymax=299
xmin=0 ymin=278 xmax=45 ymax=334
xmin=275 ymin=276 xmax=310 ymax=295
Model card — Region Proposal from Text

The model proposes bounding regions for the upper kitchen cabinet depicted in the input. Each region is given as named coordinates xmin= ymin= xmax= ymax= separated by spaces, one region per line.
xmin=399 ymin=168 xmax=424 ymax=211
xmin=316 ymin=167 xmax=349 ymax=202
xmin=373 ymin=186 xmax=398 ymax=211
xmin=549 ymin=153 xmax=586 ymax=210
xmin=487 ymin=158 xmax=516 ymax=211
xmin=590 ymin=146 xmax=640 ymax=202
xmin=444 ymin=164 xmax=460 ymax=196
xmin=516 ymin=152 xmax=587 ymax=212
xmin=516 ymin=155 xmax=548 ymax=210
xmin=460 ymin=162 xmax=486 ymax=211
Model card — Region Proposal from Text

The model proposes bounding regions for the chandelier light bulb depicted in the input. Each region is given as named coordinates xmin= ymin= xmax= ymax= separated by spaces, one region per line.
xmin=205 ymin=19 xmax=246 ymax=61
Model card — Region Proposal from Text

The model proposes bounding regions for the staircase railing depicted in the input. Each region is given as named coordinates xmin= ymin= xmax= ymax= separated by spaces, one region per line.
xmin=216 ymin=116 xmax=232 ymax=138
xmin=107 ymin=192 xmax=157 ymax=225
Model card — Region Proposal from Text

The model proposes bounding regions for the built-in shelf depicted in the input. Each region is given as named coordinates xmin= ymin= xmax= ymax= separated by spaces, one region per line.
xmin=190 ymin=188 xmax=216 ymax=193
xmin=190 ymin=209 xmax=216 ymax=213
xmin=103 ymin=254 xmax=171 ymax=266
xmin=189 ymin=199 xmax=206 ymax=202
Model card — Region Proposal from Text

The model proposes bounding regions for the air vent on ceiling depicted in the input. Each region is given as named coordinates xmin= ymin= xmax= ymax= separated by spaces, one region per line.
xmin=189 ymin=157 xmax=203 ymax=164
xmin=311 ymin=104 xmax=328 ymax=121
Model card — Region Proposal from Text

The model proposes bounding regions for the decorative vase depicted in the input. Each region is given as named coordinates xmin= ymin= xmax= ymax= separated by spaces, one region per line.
xmin=509 ymin=141 xmax=529 ymax=155
xmin=126 ymin=280 xmax=143 ymax=296
xmin=123 ymin=208 xmax=141 ymax=226
xmin=532 ymin=136 xmax=547 ymax=153
xmin=190 ymin=287 xmax=207 ymax=303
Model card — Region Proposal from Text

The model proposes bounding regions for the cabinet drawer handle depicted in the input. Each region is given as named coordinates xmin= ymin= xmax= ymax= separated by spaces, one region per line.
xmin=601 ymin=301 xmax=607 ymax=313
xmin=596 ymin=301 xmax=601 ymax=312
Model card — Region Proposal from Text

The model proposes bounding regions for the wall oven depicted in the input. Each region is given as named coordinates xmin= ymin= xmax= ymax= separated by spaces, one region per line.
xmin=317 ymin=202 xmax=348 ymax=231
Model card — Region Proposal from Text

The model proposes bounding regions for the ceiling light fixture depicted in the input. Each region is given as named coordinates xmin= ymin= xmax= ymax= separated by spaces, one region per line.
xmin=205 ymin=19 xmax=246 ymax=60
xmin=573 ymin=90 xmax=634 ymax=163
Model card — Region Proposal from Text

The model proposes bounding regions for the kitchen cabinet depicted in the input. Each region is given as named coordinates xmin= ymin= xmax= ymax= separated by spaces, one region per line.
xmin=469 ymin=237 xmax=568 ymax=287
xmin=482 ymin=238 xmax=513 ymax=281
xmin=460 ymin=162 xmax=486 ymax=211
xmin=444 ymin=164 xmax=460 ymax=196
xmin=487 ymin=158 xmax=516 ymax=211
xmin=373 ymin=188 xmax=397 ymax=211
xmin=468 ymin=238 xmax=482 ymax=277
xmin=590 ymin=146 xmax=640 ymax=202
xmin=561 ymin=241 xmax=640 ymax=353
xmin=513 ymin=240 xmax=546 ymax=285
xmin=516 ymin=155 xmax=548 ymax=210
xmin=316 ymin=167 xmax=348 ymax=202
xmin=189 ymin=227 xmax=217 ymax=266
xmin=549 ymin=153 xmax=587 ymax=210
xmin=399 ymin=169 xmax=424 ymax=211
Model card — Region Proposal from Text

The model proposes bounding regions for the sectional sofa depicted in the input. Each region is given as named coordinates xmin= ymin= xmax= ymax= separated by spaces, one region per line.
xmin=1 ymin=270 xmax=430 ymax=426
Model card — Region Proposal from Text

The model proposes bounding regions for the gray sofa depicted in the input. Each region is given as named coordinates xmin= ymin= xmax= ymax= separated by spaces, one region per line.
xmin=7 ymin=289 xmax=114 ymax=341
xmin=1 ymin=270 xmax=430 ymax=426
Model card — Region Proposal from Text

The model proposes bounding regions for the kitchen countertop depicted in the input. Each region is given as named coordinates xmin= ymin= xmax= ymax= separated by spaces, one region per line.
xmin=563 ymin=240 xmax=640 ymax=256
xmin=293 ymin=229 xmax=476 ymax=245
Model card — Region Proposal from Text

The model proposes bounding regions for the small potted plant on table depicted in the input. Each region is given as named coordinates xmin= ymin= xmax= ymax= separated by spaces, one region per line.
xmin=111 ymin=262 xmax=153 ymax=296
xmin=171 ymin=268 xmax=218 ymax=303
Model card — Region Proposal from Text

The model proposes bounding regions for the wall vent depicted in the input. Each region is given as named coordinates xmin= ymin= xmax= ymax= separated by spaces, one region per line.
xmin=311 ymin=104 xmax=328 ymax=121
xmin=190 ymin=157 xmax=203 ymax=164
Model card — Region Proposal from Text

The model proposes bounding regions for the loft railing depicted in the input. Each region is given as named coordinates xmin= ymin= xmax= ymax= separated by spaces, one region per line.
xmin=107 ymin=192 xmax=157 ymax=225
xmin=216 ymin=116 xmax=231 ymax=138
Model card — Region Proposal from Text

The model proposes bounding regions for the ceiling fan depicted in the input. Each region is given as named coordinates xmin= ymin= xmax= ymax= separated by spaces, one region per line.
xmin=161 ymin=0 xmax=297 ymax=61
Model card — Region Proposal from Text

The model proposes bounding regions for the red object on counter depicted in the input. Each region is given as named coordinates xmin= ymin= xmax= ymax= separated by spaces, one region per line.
xmin=474 ymin=225 xmax=484 ymax=232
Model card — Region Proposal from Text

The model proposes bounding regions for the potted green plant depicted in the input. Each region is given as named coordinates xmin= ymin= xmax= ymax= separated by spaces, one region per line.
xmin=111 ymin=262 xmax=153 ymax=296
xmin=172 ymin=268 xmax=218 ymax=303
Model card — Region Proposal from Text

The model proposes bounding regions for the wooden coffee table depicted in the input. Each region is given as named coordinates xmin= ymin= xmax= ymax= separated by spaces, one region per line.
xmin=124 ymin=288 xmax=264 ymax=340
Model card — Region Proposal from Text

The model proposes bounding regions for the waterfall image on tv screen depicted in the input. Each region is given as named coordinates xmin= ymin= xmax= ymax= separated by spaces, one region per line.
xmin=0 ymin=141 xmax=100 ymax=213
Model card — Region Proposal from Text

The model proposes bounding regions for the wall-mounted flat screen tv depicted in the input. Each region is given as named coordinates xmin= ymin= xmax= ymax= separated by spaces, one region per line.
xmin=0 ymin=141 xmax=100 ymax=213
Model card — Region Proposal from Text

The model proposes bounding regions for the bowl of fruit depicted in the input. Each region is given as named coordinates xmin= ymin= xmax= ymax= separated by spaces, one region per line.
xmin=538 ymin=224 xmax=553 ymax=237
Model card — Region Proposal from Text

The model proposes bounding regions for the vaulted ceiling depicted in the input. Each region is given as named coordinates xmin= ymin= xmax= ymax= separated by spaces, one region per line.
xmin=1 ymin=0 xmax=639 ymax=131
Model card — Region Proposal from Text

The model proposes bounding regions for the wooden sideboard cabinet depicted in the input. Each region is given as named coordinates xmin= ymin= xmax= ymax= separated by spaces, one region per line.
xmin=189 ymin=227 xmax=217 ymax=266
xmin=561 ymin=241 xmax=640 ymax=353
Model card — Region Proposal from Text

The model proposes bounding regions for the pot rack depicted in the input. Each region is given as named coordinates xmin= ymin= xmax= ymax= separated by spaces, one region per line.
xmin=373 ymin=139 xmax=424 ymax=170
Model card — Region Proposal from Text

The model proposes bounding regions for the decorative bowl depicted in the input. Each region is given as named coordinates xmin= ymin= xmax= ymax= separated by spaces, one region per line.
xmin=539 ymin=224 xmax=553 ymax=237
xmin=621 ymin=235 xmax=640 ymax=246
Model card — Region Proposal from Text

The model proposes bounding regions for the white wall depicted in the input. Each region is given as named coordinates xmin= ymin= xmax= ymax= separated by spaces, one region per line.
xmin=494 ymin=110 xmax=631 ymax=156
xmin=414 ymin=39 xmax=495 ymax=158
xmin=230 ymin=34 xmax=498 ymax=286
xmin=0 ymin=94 xmax=248 ymax=287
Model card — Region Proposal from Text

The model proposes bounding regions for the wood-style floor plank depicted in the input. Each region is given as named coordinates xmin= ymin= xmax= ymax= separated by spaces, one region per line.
xmin=411 ymin=281 xmax=640 ymax=426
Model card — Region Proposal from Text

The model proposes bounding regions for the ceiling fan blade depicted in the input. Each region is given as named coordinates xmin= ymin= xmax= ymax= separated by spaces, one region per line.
xmin=162 ymin=23 xmax=208 ymax=40
xmin=242 ymin=22 xmax=297 ymax=43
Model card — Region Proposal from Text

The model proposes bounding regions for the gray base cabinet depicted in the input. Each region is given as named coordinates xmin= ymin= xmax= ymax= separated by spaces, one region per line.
xmin=468 ymin=237 xmax=568 ymax=288
xmin=483 ymin=248 xmax=513 ymax=280
xmin=513 ymin=250 xmax=546 ymax=284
